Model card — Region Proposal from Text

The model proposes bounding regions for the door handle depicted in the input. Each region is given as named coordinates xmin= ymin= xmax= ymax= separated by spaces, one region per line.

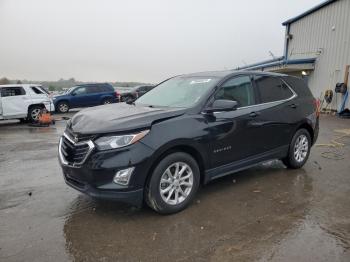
xmin=249 ymin=111 xmax=260 ymax=117
xmin=289 ymin=103 xmax=298 ymax=109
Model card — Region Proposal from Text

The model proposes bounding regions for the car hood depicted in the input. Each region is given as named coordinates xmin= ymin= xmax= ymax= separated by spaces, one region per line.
xmin=53 ymin=94 xmax=69 ymax=99
xmin=69 ymin=103 xmax=186 ymax=134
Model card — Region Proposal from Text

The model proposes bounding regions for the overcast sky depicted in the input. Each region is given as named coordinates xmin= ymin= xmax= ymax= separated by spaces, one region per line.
xmin=0 ymin=0 xmax=321 ymax=83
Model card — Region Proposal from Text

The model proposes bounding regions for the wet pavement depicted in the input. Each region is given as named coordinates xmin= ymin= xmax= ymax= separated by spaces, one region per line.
xmin=0 ymin=114 xmax=349 ymax=261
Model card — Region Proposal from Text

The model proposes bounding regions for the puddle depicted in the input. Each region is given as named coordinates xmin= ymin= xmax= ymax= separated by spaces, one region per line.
xmin=259 ymin=218 xmax=350 ymax=262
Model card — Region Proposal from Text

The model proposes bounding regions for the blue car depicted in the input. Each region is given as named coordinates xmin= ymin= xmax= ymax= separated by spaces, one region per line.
xmin=53 ymin=83 xmax=117 ymax=113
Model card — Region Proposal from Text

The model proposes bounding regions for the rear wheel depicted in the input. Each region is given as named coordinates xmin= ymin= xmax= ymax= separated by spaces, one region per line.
xmin=28 ymin=106 xmax=42 ymax=122
xmin=282 ymin=128 xmax=311 ymax=169
xmin=56 ymin=101 xmax=69 ymax=113
xmin=145 ymin=152 xmax=200 ymax=214
xmin=102 ymin=98 xmax=113 ymax=105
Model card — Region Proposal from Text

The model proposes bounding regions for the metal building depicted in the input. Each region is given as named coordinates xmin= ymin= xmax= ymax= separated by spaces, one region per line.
xmin=238 ymin=0 xmax=350 ymax=111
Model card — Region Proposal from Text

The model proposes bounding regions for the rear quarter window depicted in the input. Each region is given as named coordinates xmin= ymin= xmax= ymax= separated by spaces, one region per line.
xmin=99 ymin=85 xmax=113 ymax=92
xmin=282 ymin=76 xmax=313 ymax=98
xmin=254 ymin=76 xmax=293 ymax=103
xmin=1 ymin=87 xmax=26 ymax=97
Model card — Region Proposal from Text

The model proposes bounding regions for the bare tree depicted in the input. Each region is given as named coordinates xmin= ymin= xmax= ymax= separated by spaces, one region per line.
xmin=0 ymin=77 xmax=10 ymax=85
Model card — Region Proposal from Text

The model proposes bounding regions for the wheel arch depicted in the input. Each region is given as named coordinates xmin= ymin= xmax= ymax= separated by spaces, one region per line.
xmin=145 ymin=144 xmax=207 ymax=188
xmin=100 ymin=95 xmax=114 ymax=103
xmin=28 ymin=103 xmax=45 ymax=112
xmin=56 ymin=99 xmax=70 ymax=106
xmin=296 ymin=122 xmax=314 ymax=144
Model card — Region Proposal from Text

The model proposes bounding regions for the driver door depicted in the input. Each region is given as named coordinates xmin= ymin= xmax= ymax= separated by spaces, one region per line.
xmin=70 ymin=86 xmax=89 ymax=107
xmin=206 ymin=75 xmax=259 ymax=168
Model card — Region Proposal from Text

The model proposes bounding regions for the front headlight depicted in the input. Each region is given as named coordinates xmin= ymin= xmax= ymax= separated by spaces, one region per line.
xmin=94 ymin=130 xmax=150 ymax=150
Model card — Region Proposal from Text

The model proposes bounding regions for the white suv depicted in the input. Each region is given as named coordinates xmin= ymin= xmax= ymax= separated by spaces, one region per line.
xmin=0 ymin=84 xmax=55 ymax=122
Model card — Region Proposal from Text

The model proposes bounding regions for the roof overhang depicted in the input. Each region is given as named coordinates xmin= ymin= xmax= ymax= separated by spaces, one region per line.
xmin=282 ymin=0 xmax=338 ymax=25
xmin=237 ymin=58 xmax=316 ymax=72
xmin=267 ymin=63 xmax=315 ymax=73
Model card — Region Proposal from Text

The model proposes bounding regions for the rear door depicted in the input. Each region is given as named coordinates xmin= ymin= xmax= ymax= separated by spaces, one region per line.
xmin=87 ymin=85 xmax=104 ymax=105
xmin=0 ymin=86 xmax=28 ymax=117
xmin=251 ymin=74 xmax=297 ymax=153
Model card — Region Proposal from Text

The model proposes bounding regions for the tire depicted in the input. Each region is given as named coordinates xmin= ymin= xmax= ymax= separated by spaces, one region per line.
xmin=56 ymin=101 xmax=69 ymax=113
xmin=282 ymin=128 xmax=311 ymax=169
xmin=145 ymin=152 xmax=200 ymax=214
xmin=125 ymin=96 xmax=134 ymax=104
xmin=102 ymin=97 xmax=113 ymax=105
xmin=28 ymin=105 xmax=42 ymax=122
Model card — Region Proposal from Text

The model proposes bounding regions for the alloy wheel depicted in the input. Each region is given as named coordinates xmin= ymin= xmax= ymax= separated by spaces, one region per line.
xmin=293 ymin=134 xmax=309 ymax=162
xmin=59 ymin=103 xmax=69 ymax=113
xmin=31 ymin=108 xmax=41 ymax=121
xmin=159 ymin=162 xmax=193 ymax=205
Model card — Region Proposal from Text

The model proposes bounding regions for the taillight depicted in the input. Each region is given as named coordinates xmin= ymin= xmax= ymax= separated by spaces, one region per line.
xmin=313 ymin=98 xmax=320 ymax=117
xmin=115 ymin=91 xmax=121 ymax=101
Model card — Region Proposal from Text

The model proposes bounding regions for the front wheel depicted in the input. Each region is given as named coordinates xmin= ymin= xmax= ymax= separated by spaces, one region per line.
xmin=56 ymin=101 xmax=69 ymax=113
xmin=145 ymin=152 xmax=200 ymax=214
xmin=28 ymin=106 xmax=42 ymax=122
xmin=282 ymin=128 xmax=311 ymax=169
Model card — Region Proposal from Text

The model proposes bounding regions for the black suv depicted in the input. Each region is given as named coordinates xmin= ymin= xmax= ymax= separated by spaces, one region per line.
xmin=59 ymin=71 xmax=319 ymax=214
xmin=117 ymin=85 xmax=154 ymax=103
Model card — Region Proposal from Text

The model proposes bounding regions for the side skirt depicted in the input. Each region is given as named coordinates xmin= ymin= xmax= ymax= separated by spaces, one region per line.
xmin=204 ymin=145 xmax=289 ymax=184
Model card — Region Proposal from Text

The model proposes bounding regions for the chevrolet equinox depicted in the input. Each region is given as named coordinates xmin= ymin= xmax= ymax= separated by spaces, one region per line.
xmin=59 ymin=71 xmax=319 ymax=214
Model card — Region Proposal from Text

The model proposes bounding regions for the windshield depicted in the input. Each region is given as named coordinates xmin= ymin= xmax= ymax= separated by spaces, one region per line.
xmin=64 ymin=87 xmax=74 ymax=94
xmin=135 ymin=76 xmax=218 ymax=108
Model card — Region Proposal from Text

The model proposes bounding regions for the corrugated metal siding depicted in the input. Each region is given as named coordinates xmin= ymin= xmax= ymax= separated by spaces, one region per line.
xmin=287 ymin=0 xmax=350 ymax=110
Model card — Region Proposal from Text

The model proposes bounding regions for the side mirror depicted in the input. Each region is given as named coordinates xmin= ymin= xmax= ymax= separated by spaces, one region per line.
xmin=204 ymin=99 xmax=238 ymax=114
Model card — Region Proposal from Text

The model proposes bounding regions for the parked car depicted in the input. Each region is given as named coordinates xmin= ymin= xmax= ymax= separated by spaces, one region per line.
xmin=58 ymin=71 xmax=319 ymax=214
xmin=116 ymin=85 xmax=154 ymax=103
xmin=0 ymin=84 xmax=55 ymax=122
xmin=53 ymin=83 xmax=117 ymax=113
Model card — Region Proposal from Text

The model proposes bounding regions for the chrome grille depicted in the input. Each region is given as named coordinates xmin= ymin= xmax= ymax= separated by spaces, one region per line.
xmin=59 ymin=132 xmax=94 ymax=166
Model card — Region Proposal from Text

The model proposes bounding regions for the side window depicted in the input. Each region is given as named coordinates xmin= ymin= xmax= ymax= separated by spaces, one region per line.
xmin=1 ymin=87 xmax=26 ymax=97
xmin=31 ymin=86 xmax=44 ymax=94
xmin=87 ymin=86 xmax=101 ymax=93
xmin=215 ymin=76 xmax=255 ymax=107
xmin=100 ymin=85 xmax=111 ymax=92
xmin=255 ymin=76 xmax=293 ymax=103
xmin=73 ymin=87 xmax=87 ymax=95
